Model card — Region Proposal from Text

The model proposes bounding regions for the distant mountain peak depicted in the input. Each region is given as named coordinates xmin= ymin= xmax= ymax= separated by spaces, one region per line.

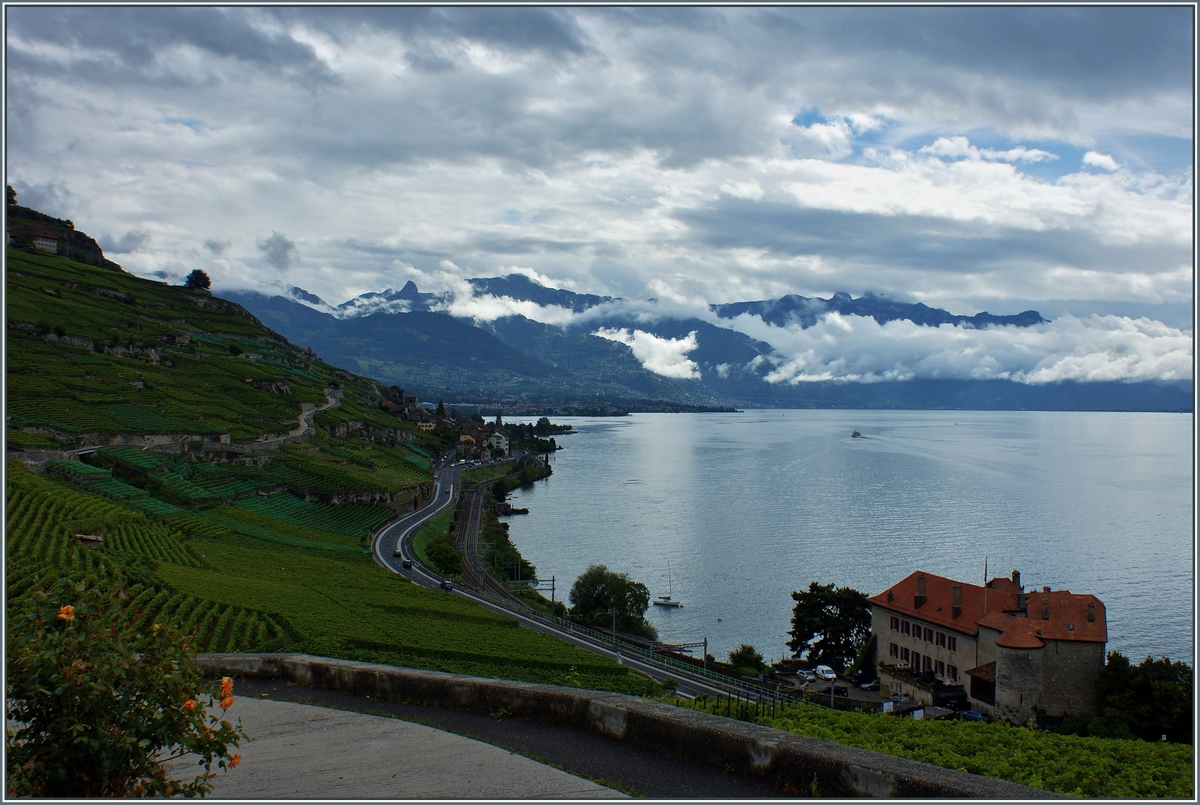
xmin=713 ymin=292 xmax=1047 ymax=330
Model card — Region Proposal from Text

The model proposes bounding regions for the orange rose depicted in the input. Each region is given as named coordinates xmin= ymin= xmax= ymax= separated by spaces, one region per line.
xmin=220 ymin=696 xmax=235 ymax=710
xmin=183 ymin=699 xmax=196 ymax=711
xmin=229 ymin=754 xmax=241 ymax=769
xmin=56 ymin=605 xmax=74 ymax=623
xmin=219 ymin=677 xmax=233 ymax=698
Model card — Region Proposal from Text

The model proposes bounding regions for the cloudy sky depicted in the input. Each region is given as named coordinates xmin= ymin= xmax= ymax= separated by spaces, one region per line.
xmin=5 ymin=6 xmax=1194 ymax=384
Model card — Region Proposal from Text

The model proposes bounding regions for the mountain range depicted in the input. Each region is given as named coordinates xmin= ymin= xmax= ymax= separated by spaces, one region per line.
xmin=224 ymin=278 xmax=1192 ymax=413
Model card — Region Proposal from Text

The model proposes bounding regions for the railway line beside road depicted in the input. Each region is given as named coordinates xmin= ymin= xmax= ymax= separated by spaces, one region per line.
xmin=369 ymin=461 xmax=794 ymax=706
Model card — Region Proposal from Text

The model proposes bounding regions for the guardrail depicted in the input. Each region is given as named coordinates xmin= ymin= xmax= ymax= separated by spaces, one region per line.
xmin=455 ymin=573 xmax=792 ymax=703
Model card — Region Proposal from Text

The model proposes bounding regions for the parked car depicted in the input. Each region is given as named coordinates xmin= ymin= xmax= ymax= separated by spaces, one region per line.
xmin=798 ymin=669 xmax=817 ymax=682
xmin=815 ymin=665 xmax=836 ymax=681
xmin=890 ymin=692 xmax=912 ymax=704
xmin=859 ymin=678 xmax=881 ymax=691
xmin=959 ymin=709 xmax=991 ymax=722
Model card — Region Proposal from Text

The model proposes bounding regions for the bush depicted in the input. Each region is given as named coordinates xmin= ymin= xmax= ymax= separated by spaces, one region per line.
xmin=5 ymin=577 xmax=247 ymax=797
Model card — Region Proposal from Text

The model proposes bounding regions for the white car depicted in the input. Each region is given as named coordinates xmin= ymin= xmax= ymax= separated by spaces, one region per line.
xmin=815 ymin=665 xmax=836 ymax=681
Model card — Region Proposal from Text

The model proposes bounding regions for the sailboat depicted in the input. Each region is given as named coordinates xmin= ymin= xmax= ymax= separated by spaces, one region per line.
xmin=653 ymin=562 xmax=683 ymax=608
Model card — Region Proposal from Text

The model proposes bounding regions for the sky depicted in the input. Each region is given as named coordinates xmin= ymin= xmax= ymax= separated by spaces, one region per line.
xmin=4 ymin=5 xmax=1195 ymax=385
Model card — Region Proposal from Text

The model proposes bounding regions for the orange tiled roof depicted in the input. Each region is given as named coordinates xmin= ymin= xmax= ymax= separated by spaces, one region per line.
xmin=870 ymin=570 xmax=1107 ymax=645
xmin=868 ymin=569 xmax=1021 ymax=636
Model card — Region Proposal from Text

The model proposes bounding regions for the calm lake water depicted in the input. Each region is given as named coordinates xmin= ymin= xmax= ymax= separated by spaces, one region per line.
xmin=505 ymin=410 xmax=1194 ymax=666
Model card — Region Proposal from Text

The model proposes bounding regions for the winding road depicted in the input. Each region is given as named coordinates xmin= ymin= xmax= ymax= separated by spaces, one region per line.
xmin=369 ymin=461 xmax=789 ymax=704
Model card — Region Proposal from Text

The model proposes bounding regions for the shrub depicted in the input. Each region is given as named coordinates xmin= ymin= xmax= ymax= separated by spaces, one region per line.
xmin=5 ymin=577 xmax=247 ymax=797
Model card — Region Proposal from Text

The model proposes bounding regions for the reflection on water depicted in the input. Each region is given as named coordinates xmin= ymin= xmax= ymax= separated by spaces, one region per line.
xmin=507 ymin=411 xmax=1194 ymax=665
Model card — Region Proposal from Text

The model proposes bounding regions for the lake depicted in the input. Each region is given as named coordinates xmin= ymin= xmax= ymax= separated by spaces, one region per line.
xmin=505 ymin=410 xmax=1194 ymax=666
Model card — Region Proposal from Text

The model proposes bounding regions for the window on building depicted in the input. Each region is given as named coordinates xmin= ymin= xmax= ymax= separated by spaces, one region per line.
xmin=936 ymin=632 xmax=946 ymax=648
xmin=948 ymin=665 xmax=958 ymax=681
xmin=890 ymin=616 xmax=899 ymax=631
xmin=923 ymin=655 xmax=933 ymax=672
xmin=936 ymin=660 xmax=945 ymax=675
xmin=900 ymin=647 xmax=909 ymax=662
xmin=890 ymin=642 xmax=898 ymax=657
xmin=947 ymin=636 xmax=957 ymax=652
xmin=923 ymin=627 xmax=933 ymax=642
xmin=902 ymin=620 xmax=910 ymax=636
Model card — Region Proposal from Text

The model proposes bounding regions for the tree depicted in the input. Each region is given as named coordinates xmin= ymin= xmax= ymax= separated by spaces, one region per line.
xmin=568 ymin=564 xmax=657 ymax=640
xmin=787 ymin=581 xmax=870 ymax=672
xmin=436 ymin=400 xmax=446 ymax=417
xmin=184 ymin=269 xmax=211 ymax=290
xmin=5 ymin=577 xmax=247 ymax=797
xmin=1085 ymin=652 xmax=1194 ymax=743
xmin=729 ymin=643 xmax=767 ymax=674
xmin=7 ymin=184 xmax=16 ymax=206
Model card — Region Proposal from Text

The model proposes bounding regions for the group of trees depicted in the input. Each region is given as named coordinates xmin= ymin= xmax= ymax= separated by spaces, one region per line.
xmin=1061 ymin=652 xmax=1194 ymax=743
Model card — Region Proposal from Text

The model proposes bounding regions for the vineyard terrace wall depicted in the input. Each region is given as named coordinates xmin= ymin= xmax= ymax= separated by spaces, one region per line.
xmin=195 ymin=653 xmax=1059 ymax=799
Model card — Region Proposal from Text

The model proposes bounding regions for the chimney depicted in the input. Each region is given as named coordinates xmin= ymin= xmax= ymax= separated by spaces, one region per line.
xmin=1042 ymin=585 xmax=1050 ymax=593
xmin=1087 ymin=602 xmax=1096 ymax=622
xmin=1017 ymin=591 xmax=1026 ymax=613
xmin=1011 ymin=569 xmax=1021 ymax=588
xmin=914 ymin=573 xmax=927 ymax=608
xmin=1041 ymin=599 xmax=1050 ymax=620
xmin=951 ymin=584 xmax=962 ymax=619
xmin=886 ymin=589 xmax=893 ymax=602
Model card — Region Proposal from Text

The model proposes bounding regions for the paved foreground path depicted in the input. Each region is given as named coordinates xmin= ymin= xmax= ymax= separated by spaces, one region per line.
xmin=171 ymin=697 xmax=626 ymax=799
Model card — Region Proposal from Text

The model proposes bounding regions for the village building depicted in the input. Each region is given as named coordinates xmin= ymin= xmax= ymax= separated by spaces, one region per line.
xmin=868 ymin=569 xmax=1107 ymax=724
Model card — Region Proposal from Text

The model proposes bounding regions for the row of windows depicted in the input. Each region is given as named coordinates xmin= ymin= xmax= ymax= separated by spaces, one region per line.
xmin=888 ymin=616 xmax=957 ymax=651
xmin=888 ymin=643 xmax=959 ymax=681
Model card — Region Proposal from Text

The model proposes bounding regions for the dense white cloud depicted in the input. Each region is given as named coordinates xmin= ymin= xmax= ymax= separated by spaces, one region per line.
xmin=594 ymin=328 xmax=701 ymax=380
xmin=723 ymin=312 xmax=1192 ymax=385
xmin=1083 ymin=151 xmax=1121 ymax=172
xmin=4 ymin=5 xmax=1193 ymax=379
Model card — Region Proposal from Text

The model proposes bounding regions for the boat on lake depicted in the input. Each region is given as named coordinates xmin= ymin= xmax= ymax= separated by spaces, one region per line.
xmin=653 ymin=562 xmax=683 ymax=607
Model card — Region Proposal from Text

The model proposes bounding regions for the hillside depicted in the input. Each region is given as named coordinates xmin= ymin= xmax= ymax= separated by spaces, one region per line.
xmin=3 ymin=242 xmax=647 ymax=695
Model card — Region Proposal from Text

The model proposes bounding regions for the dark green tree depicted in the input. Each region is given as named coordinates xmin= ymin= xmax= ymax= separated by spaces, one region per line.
xmin=787 ymin=581 xmax=870 ymax=671
xmin=183 ymin=269 xmax=211 ymax=290
xmin=568 ymin=564 xmax=657 ymax=640
xmin=1087 ymin=652 xmax=1193 ymax=743
xmin=729 ymin=643 xmax=767 ymax=674
xmin=436 ymin=400 xmax=446 ymax=417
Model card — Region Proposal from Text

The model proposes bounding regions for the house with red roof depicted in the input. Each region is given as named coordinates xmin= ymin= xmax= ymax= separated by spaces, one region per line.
xmin=868 ymin=569 xmax=1106 ymax=724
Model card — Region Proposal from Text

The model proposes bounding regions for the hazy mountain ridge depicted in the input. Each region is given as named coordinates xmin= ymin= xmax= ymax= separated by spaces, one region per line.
xmin=227 ymin=280 xmax=1193 ymax=412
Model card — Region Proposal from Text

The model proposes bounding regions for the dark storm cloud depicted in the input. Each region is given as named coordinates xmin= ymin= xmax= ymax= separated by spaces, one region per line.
xmin=5 ymin=7 xmax=335 ymax=86
xmin=269 ymin=6 xmax=590 ymax=62
xmin=100 ymin=231 xmax=150 ymax=254
xmin=258 ymin=232 xmax=298 ymax=271
xmin=674 ymin=199 xmax=1189 ymax=280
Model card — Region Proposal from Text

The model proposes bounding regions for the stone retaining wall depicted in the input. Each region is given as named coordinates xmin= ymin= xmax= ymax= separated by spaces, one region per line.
xmin=195 ymin=653 xmax=1059 ymax=799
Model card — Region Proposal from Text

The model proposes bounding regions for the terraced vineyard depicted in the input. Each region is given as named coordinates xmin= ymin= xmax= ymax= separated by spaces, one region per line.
xmin=6 ymin=241 xmax=650 ymax=699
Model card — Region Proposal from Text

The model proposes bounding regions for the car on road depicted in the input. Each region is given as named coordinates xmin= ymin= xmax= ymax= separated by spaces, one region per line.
xmin=859 ymin=678 xmax=881 ymax=690
xmin=890 ymin=692 xmax=912 ymax=704
xmin=798 ymin=669 xmax=816 ymax=682
xmin=401 ymin=559 xmax=413 ymax=569
xmin=815 ymin=665 xmax=836 ymax=681
xmin=439 ymin=579 xmax=454 ymax=591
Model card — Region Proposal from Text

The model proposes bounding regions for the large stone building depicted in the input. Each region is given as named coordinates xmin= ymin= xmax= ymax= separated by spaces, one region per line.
xmin=868 ymin=570 xmax=1107 ymax=724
